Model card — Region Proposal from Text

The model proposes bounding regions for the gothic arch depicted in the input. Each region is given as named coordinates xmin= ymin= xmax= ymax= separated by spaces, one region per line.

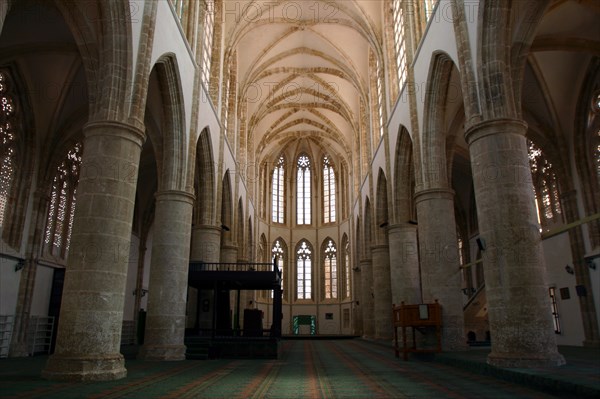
xmin=420 ymin=51 xmax=459 ymax=190
xmin=151 ymin=54 xmax=188 ymax=192
xmin=394 ymin=126 xmax=414 ymax=224
xmin=375 ymin=169 xmax=388 ymax=244
xmin=194 ymin=128 xmax=216 ymax=226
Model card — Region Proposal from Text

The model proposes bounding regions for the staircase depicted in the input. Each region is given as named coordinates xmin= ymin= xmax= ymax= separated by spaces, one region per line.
xmin=185 ymin=336 xmax=211 ymax=360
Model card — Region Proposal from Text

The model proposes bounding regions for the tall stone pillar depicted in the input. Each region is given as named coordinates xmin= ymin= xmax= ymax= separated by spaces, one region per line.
xmin=371 ymin=244 xmax=393 ymax=341
xmin=220 ymin=244 xmax=238 ymax=263
xmin=191 ymin=225 xmax=221 ymax=262
xmin=560 ymin=190 xmax=600 ymax=347
xmin=42 ymin=120 xmax=144 ymax=381
xmin=353 ymin=269 xmax=363 ymax=336
xmin=414 ymin=188 xmax=466 ymax=351
xmin=360 ymin=258 xmax=375 ymax=339
xmin=465 ymin=118 xmax=565 ymax=367
xmin=139 ymin=190 xmax=195 ymax=360
xmin=388 ymin=223 xmax=421 ymax=305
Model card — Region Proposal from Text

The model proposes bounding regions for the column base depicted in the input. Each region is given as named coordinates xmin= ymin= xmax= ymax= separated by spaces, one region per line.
xmin=583 ymin=339 xmax=600 ymax=348
xmin=138 ymin=344 xmax=186 ymax=361
xmin=487 ymin=351 xmax=566 ymax=368
xmin=42 ymin=353 xmax=126 ymax=381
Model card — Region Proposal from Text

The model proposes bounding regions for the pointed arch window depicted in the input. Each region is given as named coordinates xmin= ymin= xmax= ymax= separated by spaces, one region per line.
xmin=44 ymin=142 xmax=83 ymax=258
xmin=272 ymin=239 xmax=284 ymax=298
xmin=323 ymin=156 xmax=336 ymax=223
xmin=528 ymin=140 xmax=563 ymax=228
xmin=376 ymin=58 xmax=385 ymax=137
xmin=296 ymin=240 xmax=312 ymax=299
xmin=323 ymin=239 xmax=337 ymax=299
xmin=272 ymin=155 xmax=285 ymax=223
xmin=201 ymin=0 xmax=215 ymax=87
xmin=0 ymin=71 xmax=17 ymax=227
xmin=392 ymin=0 xmax=407 ymax=92
xmin=297 ymin=154 xmax=311 ymax=225
xmin=344 ymin=239 xmax=351 ymax=299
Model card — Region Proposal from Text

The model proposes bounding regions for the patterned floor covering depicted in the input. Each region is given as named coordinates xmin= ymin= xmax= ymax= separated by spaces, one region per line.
xmin=0 ymin=339 xmax=596 ymax=398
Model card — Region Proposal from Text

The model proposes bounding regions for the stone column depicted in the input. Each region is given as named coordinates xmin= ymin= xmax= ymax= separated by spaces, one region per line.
xmin=414 ymin=188 xmax=466 ymax=351
xmin=360 ymin=258 xmax=375 ymax=339
xmin=42 ymin=120 xmax=144 ymax=381
xmin=353 ymin=268 xmax=363 ymax=336
xmin=371 ymin=244 xmax=393 ymax=341
xmin=465 ymin=118 xmax=565 ymax=367
xmin=190 ymin=224 xmax=221 ymax=262
xmin=560 ymin=190 xmax=600 ymax=348
xmin=388 ymin=223 xmax=421 ymax=305
xmin=138 ymin=190 xmax=195 ymax=361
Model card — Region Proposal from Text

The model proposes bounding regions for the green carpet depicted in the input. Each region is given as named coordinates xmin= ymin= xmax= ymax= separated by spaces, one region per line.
xmin=0 ymin=339 xmax=589 ymax=398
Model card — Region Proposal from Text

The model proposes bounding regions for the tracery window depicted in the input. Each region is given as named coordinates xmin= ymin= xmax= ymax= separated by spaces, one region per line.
xmin=272 ymin=239 xmax=284 ymax=298
xmin=44 ymin=142 xmax=83 ymax=258
xmin=0 ymin=71 xmax=16 ymax=227
xmin=297 ymin=154 xmax=311 ymax=225
xmin=344 ymin=239 xmax=351 ymax=299
xmin=323 ymin=156 xmax=336 ymax=223
xmin=376 ymin=58 xmax=385 ymax=137
xmin=201 ymin=0 xmax=215 ymax=87
xmin=272 ymin=155 xmax=285 ymax=223
xmin=296 ymin=240 xmax=312 ymax=300
xmin=528 ymin=140 xmax=563 ymax=228
xmin=392 ymin=0 xmax=407 ymax=92
xmin=323 ymin=239 xmax=337 ymax=299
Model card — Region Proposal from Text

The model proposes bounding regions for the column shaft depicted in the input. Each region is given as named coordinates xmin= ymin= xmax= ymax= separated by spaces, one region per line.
xmin=415 ymin=188 xmax=466 ymax=351
xmin=466 ymin=118 xmax=565 ymax=367
xmin=42 ymin=121 xmax=144 ymax=381
xmin=190 ymin=225 xmax=221 ymax=262
xmin=388 ymin=223 xmax=421 ymax=305
xmin=360 ymin=258 xmax=375 ymax=339
xmin=371 ymin=244 xmax=393 ymax=341
xmin=139 ymin=190 xmax=195 ymax=360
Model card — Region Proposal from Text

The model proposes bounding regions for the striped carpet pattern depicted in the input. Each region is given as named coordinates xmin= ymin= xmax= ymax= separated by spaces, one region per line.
xmin=0 ymin=339 xmax=569 ymax=398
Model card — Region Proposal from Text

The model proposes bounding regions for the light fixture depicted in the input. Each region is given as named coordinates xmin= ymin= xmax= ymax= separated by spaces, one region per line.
xmin=133 ymin=288 xmax=148 ymax=297
xmin=352 ymin=267 xmax=361 ymax=272
xmin=221 ymin=224 xmax=230 ymax=231
xmin=476 ymin=237 xmax=486 ymax=251
xmin=14 ymin=259 xmax=25 ymax=272
xmin=565 ymin=265 xmax=574 ymax=275
xmin=379 ymin=221 xmax=388 ymax=228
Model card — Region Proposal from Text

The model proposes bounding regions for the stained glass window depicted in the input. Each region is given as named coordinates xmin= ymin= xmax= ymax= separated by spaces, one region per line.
xmin=297 ymin=154 xmax=311 ymax=225
xmin=297 ymin=240 xmax=312 ymax=299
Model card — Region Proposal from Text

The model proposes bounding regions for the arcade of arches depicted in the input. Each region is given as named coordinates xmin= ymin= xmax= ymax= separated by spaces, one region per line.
xmin=0 ymin=0 xmax=598 ymax=382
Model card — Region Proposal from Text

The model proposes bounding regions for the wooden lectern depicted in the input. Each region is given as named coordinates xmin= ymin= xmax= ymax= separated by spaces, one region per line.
xmin=392 ymin=300 xmax=442 ymax=360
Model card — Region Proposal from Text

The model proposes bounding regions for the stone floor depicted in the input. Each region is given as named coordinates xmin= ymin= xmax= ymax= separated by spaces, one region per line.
xmin=0 ymin=339 xmax=598 ymax=398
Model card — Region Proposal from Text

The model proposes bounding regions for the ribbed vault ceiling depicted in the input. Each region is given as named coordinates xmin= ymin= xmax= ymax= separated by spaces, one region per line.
xmin=225 ymin=0 xmax=381 ymax=163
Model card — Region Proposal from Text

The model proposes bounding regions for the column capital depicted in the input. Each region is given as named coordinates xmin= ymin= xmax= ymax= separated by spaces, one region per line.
xmin=154 ymin=190 xmax=196 ymax=204
xmin=414 ymin=187 xmax=455 ymax=205
xmin=465 ymin=118 xmax=528 ymax=146
xmin=83 ymin=120 xmax=146 ymax=148
xmin=387 ymin=223 xmax=418 ymax=233
xmin=370 ymin=244 xmax=389 ymax=251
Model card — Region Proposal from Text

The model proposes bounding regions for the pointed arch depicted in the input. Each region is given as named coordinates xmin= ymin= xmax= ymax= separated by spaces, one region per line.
xmin=420 ymin=52 xmax=457 ymax=189
xmin=194 ymin=128 xmax=215 ymax=225
xmin=321 ymin=237 xmax=338 ymax=300
xmin=394 ymin=126 xmax=415 ymax=223
xmin=375 ymin=169 xmax=389 ymax=244
xmin=152 ymin=54 xmax=188 ymax=192
xmin=236 ymin=198 xmax=245 ymax=257
xmin=295 ymin=239 xmax=313 ymax=300
xmin=221 ymin=170 xmax=233 ymax=245
xmin=271 ymin=237 xmax=289 ymax=302
xmin=296 ymin=152 xmax=312 ymax=225
xmin=341 ymin=233 xmax=351 ymax=299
